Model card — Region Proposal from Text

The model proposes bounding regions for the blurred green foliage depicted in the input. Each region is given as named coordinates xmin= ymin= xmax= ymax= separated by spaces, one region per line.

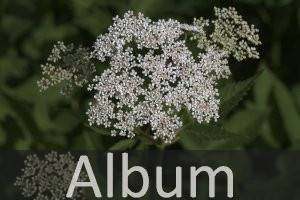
xmin=0 ymin=0 xmax=299 ymax=150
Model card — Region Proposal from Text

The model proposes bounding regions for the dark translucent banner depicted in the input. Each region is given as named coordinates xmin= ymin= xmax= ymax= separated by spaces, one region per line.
xmin=0 ymin=151 xmax=299 ymax=199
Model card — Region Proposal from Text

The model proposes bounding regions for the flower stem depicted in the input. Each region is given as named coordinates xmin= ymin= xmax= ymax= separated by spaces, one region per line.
xmin=135 ymin=127 xmax=166 ymax=149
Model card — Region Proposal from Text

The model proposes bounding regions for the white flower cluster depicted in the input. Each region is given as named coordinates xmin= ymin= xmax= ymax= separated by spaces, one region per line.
xmin=39 ymin=8 xmax=260 ymax=143
xmin=15 ymin=152 xmax=86 ymax=200
xmin=87 ymin=10 xmax=244 ymax=143
xmin=192 ymin=7 xmax=261 ymax=61
xmin=37 ymin=42 xmax=95 ymax=95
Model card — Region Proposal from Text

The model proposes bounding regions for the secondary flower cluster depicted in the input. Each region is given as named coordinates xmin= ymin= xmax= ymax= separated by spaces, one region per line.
xmin=38 ymin=7 xmax=260 ymax=143
xmin=37 ymin=42 xmax=95 ymax=95
xmin=191 ymin=7 xmax=261 ymax=61
xmin=15 ymin=152 xmax=85 ymax=200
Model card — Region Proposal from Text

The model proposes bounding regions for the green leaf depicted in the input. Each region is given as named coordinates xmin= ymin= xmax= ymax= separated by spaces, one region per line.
xmin=84 ymin=124 xmax=111 ymax=136
xmin=253 ymin=65 xmax=275 ymax=110
xmin=253 ymin=64 xmax=284 ymax=148
xmin=273 ymin=78 xmax=300 ymax=141
xmin=109 ymin=139 xmax=137 ymax=150
xmin=185 ymin=123 xmax=243 ymax=141
xmin=224 ymin=104 xmax=267 ymax=141
xmin=268 ymin=93 xmax=291 ymax=147
xmin=180 ymin=123 xmax=245 ymax=150
xmin=219 ymin=72 xmax=260 ymax=117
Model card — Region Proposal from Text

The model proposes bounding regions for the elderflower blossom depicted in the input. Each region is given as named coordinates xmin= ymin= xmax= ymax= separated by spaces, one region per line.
xmin=15 ymin=152 xmax=86 ymax=200
xmin=192 ymin=7 xmax=261 ymax=61
xmin=37 ymin=42 xmax=95 ymax=95
xmin=87 ymin=11 xmax=240 ymax=143
xmin=38 ymin=8 xmax=260 ymax=143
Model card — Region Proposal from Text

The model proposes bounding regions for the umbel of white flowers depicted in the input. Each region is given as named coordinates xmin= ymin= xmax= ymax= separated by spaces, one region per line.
xmin=15 ymin=152 xmax=86 ymax=200
xmin=38 ymin=7 xmax=261 ymax=143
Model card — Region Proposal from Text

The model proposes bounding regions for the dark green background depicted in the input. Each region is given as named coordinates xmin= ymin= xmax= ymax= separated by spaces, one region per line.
xmin=0 ymin=0 xmax=299 ymax=150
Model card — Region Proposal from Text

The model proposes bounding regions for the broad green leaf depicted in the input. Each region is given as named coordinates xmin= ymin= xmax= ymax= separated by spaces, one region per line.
xmin=109 ymin=139 xmax=137 ymax=150
xmin=253 ymin=65 xmax=275 ymax=110
xmin=180 ymin=123 xmax=245 ymax=150
xmin=219 ymin=72 xmax=260 ymax=117
xmin=180 ymin=102 xmax=267 ymax=150
xmin=253 ymin=64 xmax=285 ymax=148
xmin=225 ymin=103 xmax=265 ymax=133
xmin=273 ymin=78 xmax=300 ymax=141
xmin=185 ymin=123 xmax=243 ymax=141
xmin=268 ymin=93 xmax=291 ymax=147
xmin=224 ymin=103 xmax=267 ymax=143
